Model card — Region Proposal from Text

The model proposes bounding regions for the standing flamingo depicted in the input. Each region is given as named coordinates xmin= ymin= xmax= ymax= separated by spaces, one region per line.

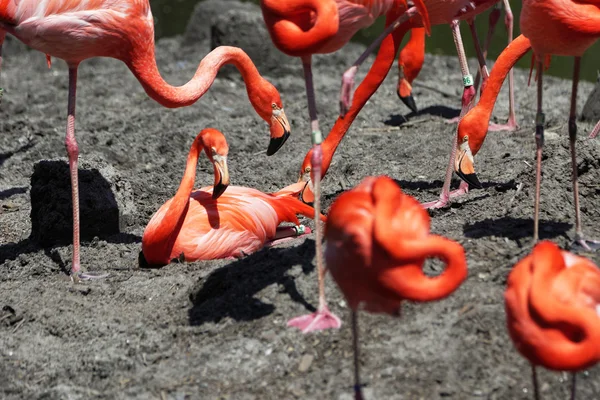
xmin=453 ymin=34 xmax=532 ymax=193
xmin=142 ymin=128 xmax=323 ymax=266
xmin=518 ymin=0 xmax=600 ymax=249
xmin=0 ymin=1 xmax=292 ymax=281
xmin=325 ymin=175 xmax=467 ymax=399
xmin=457 ymin=0 xmax=600 ymax=249
xmin=505 ymin=240 xmax=600 ymax=399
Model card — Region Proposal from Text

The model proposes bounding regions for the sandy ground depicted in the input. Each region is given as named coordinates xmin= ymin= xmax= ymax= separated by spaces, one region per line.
xmin=1 ymin=17 xmax=600 ymax=400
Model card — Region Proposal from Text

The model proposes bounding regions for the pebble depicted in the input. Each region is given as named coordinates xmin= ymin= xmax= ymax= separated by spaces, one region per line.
xmin=298 ymin=354 xmax=314 ymax=372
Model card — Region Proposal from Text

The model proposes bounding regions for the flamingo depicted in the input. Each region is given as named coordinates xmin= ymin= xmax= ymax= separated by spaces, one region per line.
xmin=504 ymin=240 xmax=600 ymax=399
xmin=325 ymin=175 xmax=467 ymax=399
xmin=0 ymin=0 xmax=292 ymax=281
xmin=457 ymin=0 xmax=600 ymax=250
xmin=142 ymin=128 xmax=324 ymax=266
xmin=453 ymin=34 xmax=532 ymax=194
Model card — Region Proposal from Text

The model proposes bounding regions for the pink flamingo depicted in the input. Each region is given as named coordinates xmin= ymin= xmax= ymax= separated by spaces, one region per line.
xmin=142 ymin=128 xmax=324 ymax=265
xmin=0 ymin=0 xmax=292 ymax=281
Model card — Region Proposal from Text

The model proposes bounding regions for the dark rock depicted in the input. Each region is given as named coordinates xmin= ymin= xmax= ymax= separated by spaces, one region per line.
xmin=30 ymin=157 xmax=136 ymax=247
xmin=210 ymin=5 xmax=298 ymax=77
xmin=182 ymin=0 xmax=256 ymax=46
xmin=582 ymin=73 xmax=600 ymax=121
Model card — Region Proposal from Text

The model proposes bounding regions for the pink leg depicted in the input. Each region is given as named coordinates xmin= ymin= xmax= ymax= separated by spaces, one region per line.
xmin=567 ymin=57 xmax=600 ymax=251
xmin=589 ymin=119 xmax=600 ymax=139
xmin=264 ymin=225 xmax=312 ymax=248
xmin=0 ymin=30 xmax=4 ymax=105
xmin=424 ymin=21 xmax=476 ymax=209
xmin=473 ymin=4 xmax=500 ymax=95
xmin=533 ymin=61 xmax=544 ymax=243
xmin=65 ymin=67 xmax=108 ymax=281
xmin=339 ymin=6 xmax=419 ymax=117
xmin=444 ymin=20 xmax=476 ymax=125
xmin=352 ymin=311 xmax=364 ymax=400
xmin=288 ymin=57 xmax=341 ymax=332
xmin=467 ymin=17 xmax=490 ymax=106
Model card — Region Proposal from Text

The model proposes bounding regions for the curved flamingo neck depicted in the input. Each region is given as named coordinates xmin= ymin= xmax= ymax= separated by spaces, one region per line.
xmin=399 ymin=27 xmax=425 ymax=82
xmin=126 ymin=45 xmax=267 ymax=113
xmin=463 ymin=34 xmax=531 ymax=155
xmin=145 ymin=137 xmax=205 ymax=259
xmin=261 ymin=0 xmax=339 ymax=56
xmin=320 ymin=20 xmax=411 ymax=175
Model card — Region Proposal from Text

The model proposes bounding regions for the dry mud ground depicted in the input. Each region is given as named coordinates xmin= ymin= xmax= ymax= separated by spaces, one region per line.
xmin=1 ymin=29 xmax=599 ymax=400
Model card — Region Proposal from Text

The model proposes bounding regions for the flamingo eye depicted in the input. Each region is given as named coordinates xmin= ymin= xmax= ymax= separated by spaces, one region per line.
xmin=463 ymin=135 xmax=468 ymax=142
xmin=305 ymin=167 xmax=311 ymax=173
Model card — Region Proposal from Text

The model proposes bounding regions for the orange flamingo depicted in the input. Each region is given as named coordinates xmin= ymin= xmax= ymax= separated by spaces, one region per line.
xmin=454 ymin=34 xmax=532 ymax=192
xmin=142 ymin=128 xmax=323 ymax=265
xmin=325 ymin=175 xmax=467 ymax=399
xmin=457 ymin=0 xmax=600 ymax=250
xmin=505 ymin=240 xmax=600 ymax=399
xmin=0 ymin=0 xmax=292 ymax=280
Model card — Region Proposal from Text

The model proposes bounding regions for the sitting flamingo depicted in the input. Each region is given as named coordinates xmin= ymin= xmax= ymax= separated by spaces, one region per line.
xmin=325 ymin=176 xmax=467 ymax=399
xmin=505 ymin=241 xmax=600 ymax=399
xmin=142 ymin=128 xmax=324 ymax=265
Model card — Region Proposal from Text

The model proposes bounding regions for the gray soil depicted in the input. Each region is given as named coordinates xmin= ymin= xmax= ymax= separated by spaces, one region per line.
xmin=1 ymin=5 xmax=599 ymax=400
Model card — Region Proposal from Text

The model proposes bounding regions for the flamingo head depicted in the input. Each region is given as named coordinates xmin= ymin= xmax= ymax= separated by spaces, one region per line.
xmin=454 ymin=112 xmax=487 ymax=190
xmin=396 ymin=68 xmax=417 ymax=114
xmin=249 ymin=81 xmax=291 ymax=156
xmin=201 ymin=129 xmax=230 ymax=199
xmin=297 ymin=150 xmax=315 ymax=204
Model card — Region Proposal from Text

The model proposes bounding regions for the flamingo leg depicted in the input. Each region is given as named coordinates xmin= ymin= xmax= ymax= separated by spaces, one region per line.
xmin=339 ymin=6 xmax=419 ymax=117
xmin=352 ymin=310 xmax=364 ymax=400
xmin=568 ymin=57 xmax=600 ymax=251
xmin=466 ymin=17 xmax=490 ymax=104
xmin=264 ymin=225 xmax=312 ymax=248
xmin=531 ymin=364 xmax=540 ymax=400
xmin=422 ymin=20 xmax=474 ymax=209
xmin=588 ymin=119 xmax=600 ymax=139
xmin=533 ymin=60 xmax=544 ymax=243
xmin=0 ymin=31 xmax=4 ymax=105
xmin=65 ymin=67 xmax=82 ymax=281
xmin=65 ymin=67 xmax=108 ymax=282
xmin=571 ymin=373 xmax=577 ymax=400
xmin=473 ymin=3 xmax=500 ymax=95
xmin=288 ymin=57 xmax=341 ymax=333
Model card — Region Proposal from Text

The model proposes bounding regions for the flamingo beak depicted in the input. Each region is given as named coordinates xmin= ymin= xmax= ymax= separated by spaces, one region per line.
xmin=212 ymin=155 xmax=230 ymax=199
xmin=455 ymin=142 xmax=482 ymax=189
xmin=298 ymin=172 xmax=314 ymax=204
xmin=267 ymin=108 xmax=291 ymax=156
xmin=397 ymin=79 xmax=418 ymax=113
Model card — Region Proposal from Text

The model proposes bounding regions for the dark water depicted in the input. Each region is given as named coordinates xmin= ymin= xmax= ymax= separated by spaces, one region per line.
xmin=149 ymin=0 xmax=599 ymax=83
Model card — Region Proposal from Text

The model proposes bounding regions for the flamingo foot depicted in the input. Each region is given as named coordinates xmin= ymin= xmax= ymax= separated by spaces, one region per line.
xmin=570 ymin=238 xmax=600 ymax=252
xmin=488 ymin=120 xmax=519 ymax=132
xmin=444 ymin=116 xmax=461 ymax=124
xmin=339 ymin=66 xmax=358 ymax=118
xmin=287 ymin=305 xmax=342 ymax=333
xmin=72 ymin=271 xmax=109 ymax=282
xmin=421 ymin=186 xmax=470 ymax=210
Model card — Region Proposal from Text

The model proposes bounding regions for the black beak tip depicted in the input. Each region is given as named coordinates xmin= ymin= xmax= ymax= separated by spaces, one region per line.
xmin=299 ymin=182 xmax=313 ymax=205
xmin=399 ymin=93 xmax=418 ymax=114
xmin=458 ymin=172 xmax=483 ymax=189
xmin=212 ymin=183 xmax=228 ymax=199
xmin=267 ymin=130 xmax=291 ymax=156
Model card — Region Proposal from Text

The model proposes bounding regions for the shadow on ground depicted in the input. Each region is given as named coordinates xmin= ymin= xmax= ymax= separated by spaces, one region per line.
xmin=188 ymin=239 xmax=316 ymax=326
